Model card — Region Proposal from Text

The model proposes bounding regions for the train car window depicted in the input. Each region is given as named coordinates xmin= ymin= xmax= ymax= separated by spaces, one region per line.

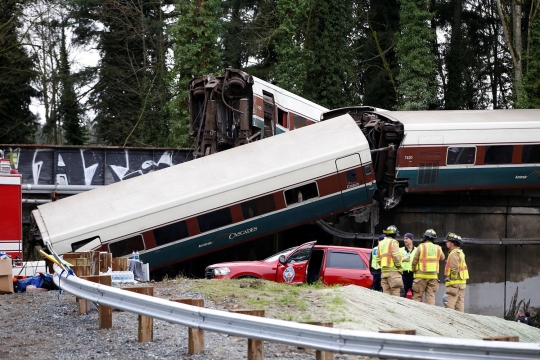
xmin=241 ymin=194 xmax=276 ymax=220
xmin=198 ymin=208 xmax=233 ymax=233
xmin=446 ymin=147 xmax=476 ymax=165
xmin=364 ymin=164 xmax=373 ymax=176
xmin=326 ymin=251 xmax=367 ymax=269
xmin=153 ymin=221 xmax=189 ymax=246
xmin=522 ymin=145 xmax=540 ymax=163
xmin=284 ymin=182 xmax=319 ymax=205
xmin=346 ymin=169 xmax=358 ymax=184
xmin=293 ymin=114 xmax=307 ymax=129
xmin=277 ymin=108 xmax=288 ymax=128
xmin=484 ymin=145 xmax=513 ymax=164
xmin=108 ymin=234 xmax=145 ymax=258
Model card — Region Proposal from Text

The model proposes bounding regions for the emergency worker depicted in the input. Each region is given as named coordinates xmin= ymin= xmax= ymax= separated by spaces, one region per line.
xmin=400 ymin=233 xmax=417 ymax=298
xmin=411 ymin=229 xmax=445 ymax=305
xmin=369 ymin=235 xmax=384 ymax=292
xmin=444 ymin=232 xmax=469 ymax=312
xmin=377 ymin=225 xmax=403 ymax=296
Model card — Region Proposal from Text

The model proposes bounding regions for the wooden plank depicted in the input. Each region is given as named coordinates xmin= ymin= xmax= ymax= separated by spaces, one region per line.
xmin=380 ymin=329 xmax=417 ymax=335
xmin=89 ymin=251 xmax=100 ymax=275
xmin=99 ymin=252 xmax=112 ymax=273
xmin=119 ymin=258 xmax=128 ymax=271
xmin=98 ymin=275 xmax=113 ymax=329
xmin=229 ymin=309 xmax=265 ymax=360
xmin=122 ymin=286 xmax=154 ymax=342
xmin=75 ymin=258 xmax=88 ymax=266
xmin=483 ymin=336 xmax=519 ymax=342
xmin=112 ymin=258 xmax=120 ymax=271
xmin=171 ymin=298 xmax=205 ymax=354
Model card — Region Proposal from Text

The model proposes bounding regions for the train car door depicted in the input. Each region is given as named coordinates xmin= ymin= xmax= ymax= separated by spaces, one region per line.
xmin=335 ymin=154 xmax=367 ymax=208
xmin=276 ymin=241 xmax=315 ymax=284
xmin=262 ymin=91 xmax=275 ymax=138
xmin=416 ymin=136 xmax=443 ymax=188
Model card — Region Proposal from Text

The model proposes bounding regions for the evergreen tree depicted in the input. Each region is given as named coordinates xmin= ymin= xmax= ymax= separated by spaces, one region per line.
xmin=168 ymin=0 xmax=222 ymax=147
xmin=0 ymin=0 xmax=39 ymax=143
xmin=71 ymin=0 xmax=173 ymax=147
xmin=395 ymin=0 xmax=437 ymax=110
xmin=272 ymin=0 xmax=356 ymax=109
xmin=524 ymin=12 xmax=540 ymax=108
xmin=221 ymin=0 xmax=278 ymax=80
xmin=356 ymin=0 xmax=400 ymax=110
xmin=58 ymin=26 xmax=87 ymax=145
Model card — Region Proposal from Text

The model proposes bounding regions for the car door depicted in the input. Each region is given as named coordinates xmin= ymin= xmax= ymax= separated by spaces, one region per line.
xmin=321 ymin=249 xmax=373 ymax=287
xmin=276 ymin=241 xmax=316 ymax=284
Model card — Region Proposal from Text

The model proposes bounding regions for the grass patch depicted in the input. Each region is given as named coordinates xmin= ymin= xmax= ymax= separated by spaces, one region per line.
xmin=176 ymin=278 xmax=355 ymax=325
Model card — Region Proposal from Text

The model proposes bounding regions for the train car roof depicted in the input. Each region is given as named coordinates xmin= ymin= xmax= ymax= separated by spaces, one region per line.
xmin=252 ymin=77 xmax=329 ymax=118
xmin=375 ymin=109 xmax=540 ymax=130
xmin=374 ymin=109 xmax=540 ymax=146
xmin=34 ymin=114 xmax=369 ymax=245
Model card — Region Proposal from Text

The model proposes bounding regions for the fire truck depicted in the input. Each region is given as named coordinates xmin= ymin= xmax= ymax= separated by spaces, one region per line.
xmin=0 ymin=150 xmax=22 ymax=262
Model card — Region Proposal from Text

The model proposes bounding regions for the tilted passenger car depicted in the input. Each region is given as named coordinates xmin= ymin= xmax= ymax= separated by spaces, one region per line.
xmin=205 ymin=241 xmax=373 ymax=288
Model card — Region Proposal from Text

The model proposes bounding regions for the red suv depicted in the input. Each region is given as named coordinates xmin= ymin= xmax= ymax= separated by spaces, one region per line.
xmin=205 ymin=241 xmax=373 ymax=288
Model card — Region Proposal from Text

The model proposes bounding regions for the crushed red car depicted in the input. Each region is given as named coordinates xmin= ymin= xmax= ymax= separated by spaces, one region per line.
xmin=204 ymin=241 xmax=373 ymax=288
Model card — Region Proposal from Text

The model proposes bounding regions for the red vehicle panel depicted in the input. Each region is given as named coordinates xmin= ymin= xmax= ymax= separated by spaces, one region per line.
xmin=0 ymin=157 xmax=22 ymax=259
xmin=205 ymin=241 xmax=373 ymax=289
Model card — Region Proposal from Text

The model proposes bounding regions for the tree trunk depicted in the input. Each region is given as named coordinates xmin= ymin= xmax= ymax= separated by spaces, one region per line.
xmin=513 ymin=1 xmax=523 ymax=103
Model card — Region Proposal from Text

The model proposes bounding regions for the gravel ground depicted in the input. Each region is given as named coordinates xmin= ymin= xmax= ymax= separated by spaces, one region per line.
xmin=0 ymin=282 xmax=369 ymax=360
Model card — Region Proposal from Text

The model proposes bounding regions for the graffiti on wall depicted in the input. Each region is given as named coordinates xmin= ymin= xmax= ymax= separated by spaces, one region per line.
xmin=1 ymin=146 xmax=193 ymax=186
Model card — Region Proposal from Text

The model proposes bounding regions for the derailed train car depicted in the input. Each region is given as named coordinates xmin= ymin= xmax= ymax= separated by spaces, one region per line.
xmin=31 ymin=115 xmax=376 ymax=269
xmin=189 ymin=68 xmax=328 ymax=157
xmin=321 ymin=108 xmax=540 ymax=209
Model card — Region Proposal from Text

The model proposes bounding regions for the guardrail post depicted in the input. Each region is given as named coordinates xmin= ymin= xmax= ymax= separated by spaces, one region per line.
xmin=300 ymin=322 xmax=334 ymax=360
xmin=72 ymin=261 xmax=90 ymax=308
xmin=78 ymin=275 xmax=100 ymax=314
xmin=483 ymin=336 xmax=519 ymax=342
xmin=229 ymin=309 xmax=265 ymax=360
xmin=99 ymin=275 xmax=113 ymax=329
xmin=122 ymin=286 xmax=154 ymax=342
xmin=171 ymin=298 xmax=205 ymax=354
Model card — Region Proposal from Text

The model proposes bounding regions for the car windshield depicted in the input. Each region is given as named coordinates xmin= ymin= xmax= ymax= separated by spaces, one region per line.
xmin=263 ymin=247 xmax=296 ymax=262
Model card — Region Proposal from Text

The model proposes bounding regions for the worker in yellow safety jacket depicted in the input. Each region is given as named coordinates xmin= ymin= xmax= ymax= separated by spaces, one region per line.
xmin=377 ymin=225 xmax=403 ymax=296
xmin=411 ymin=229 xmax=445 ymax=305
xmin=369 ymin=234 xmax=384 ymax=292
xmin=444 ymin=232 xmax=469 ymax=312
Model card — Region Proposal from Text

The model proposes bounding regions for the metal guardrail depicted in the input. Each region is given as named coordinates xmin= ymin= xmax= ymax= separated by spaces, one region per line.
xmin=51 ymin=264 xmax=540 ymax=360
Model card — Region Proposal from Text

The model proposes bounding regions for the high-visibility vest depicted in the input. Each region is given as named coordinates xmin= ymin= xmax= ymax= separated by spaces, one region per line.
xmin=414 ymin=241 xmax=442 ymax=279
xmin=400 ymin=246 xmax=416 ymax=272
xmin=445 ymin=248 xmax=469 ymax=286
xmin=378 ymin=237 xmax=400 ymax=271
xmin=371 ymin=248 xmax=381 ymax=270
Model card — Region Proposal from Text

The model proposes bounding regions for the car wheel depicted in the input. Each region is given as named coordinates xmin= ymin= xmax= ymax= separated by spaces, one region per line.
xmin=236 ymin=275 xmax=259 ymax=279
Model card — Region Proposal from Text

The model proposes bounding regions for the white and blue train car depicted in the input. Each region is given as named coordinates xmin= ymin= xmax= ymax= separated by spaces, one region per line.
xmin=32 ymin=115 xmax=376 ymax=270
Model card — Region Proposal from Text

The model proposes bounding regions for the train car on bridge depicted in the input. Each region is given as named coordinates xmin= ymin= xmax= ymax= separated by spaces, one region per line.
xmin=189 ymin=68 xmax=329 ymax=157
xmin=31 ymin=115 xmax=375 ymax=270
xmin=321 ymin=108 xmax=540 ymax=209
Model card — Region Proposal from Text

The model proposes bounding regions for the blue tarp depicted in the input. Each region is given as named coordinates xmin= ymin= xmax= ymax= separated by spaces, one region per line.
xmin=15 ymin=274 xmax=56 ymax=293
